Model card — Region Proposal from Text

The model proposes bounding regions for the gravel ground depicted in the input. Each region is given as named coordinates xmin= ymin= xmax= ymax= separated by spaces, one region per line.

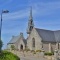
xmin=14 ymin=51 xmax=48 ymax=60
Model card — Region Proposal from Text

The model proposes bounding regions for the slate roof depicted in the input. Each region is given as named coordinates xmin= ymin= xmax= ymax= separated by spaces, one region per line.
xmin=35 ymin=28 xmax=60 ymax=43
xmin=8 ymin=34 xmax=26 ymax=44
xmin=8 ymin=36 xmax=20 ymax=44
xmin=54 ymin=30 xmax=60 ymax=42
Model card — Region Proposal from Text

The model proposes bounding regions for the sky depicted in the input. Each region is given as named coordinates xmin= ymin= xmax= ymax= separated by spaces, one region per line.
xmin=0 ymin=0 xmax=60 ymax=49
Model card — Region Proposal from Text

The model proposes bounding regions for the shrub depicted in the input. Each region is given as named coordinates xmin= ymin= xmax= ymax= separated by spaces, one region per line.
xmin=11 ymin=45 xmax=15 ymax=50
xmin=44 ymin=52 xmax=54 ymax=56
xmin=33 ymin=52 xmax=36 ymax=54
xmin=31 ymin=50 xmax=35 ymax=52
xmin=24 ymin=48 xmax=30 ymax=52
xmin=36 ymin=50 xmax=41 ymax=52
xmin=0 ymin=51 xmax=20 ymax=60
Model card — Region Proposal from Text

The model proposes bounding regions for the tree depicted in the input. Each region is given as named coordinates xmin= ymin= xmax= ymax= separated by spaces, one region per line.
xmin=0 ymin=39 xmax=3 ymax=53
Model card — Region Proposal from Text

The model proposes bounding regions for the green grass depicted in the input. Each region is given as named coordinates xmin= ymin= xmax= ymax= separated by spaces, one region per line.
xmin=0 ymin=51 xmax=20 ymax=60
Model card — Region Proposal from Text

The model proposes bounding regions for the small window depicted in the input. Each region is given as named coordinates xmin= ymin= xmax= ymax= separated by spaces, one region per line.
xmin=32 ymin=38 xmax=35 ymax=47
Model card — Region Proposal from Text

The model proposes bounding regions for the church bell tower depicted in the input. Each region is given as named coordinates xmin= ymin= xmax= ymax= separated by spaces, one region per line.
xmin=27 ymin=7 xmax=34 ymax=35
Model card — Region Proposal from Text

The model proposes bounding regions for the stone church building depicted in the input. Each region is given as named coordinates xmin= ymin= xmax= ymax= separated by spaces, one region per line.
xmin=7 ymin=8 xmax=60 ymax=52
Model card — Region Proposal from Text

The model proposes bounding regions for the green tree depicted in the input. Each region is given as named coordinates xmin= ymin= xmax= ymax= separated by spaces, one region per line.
xmin=0 ymin=39 xmax=3 ymax=53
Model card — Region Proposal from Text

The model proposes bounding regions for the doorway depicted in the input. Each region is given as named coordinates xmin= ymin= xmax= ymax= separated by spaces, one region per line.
xmin=20 ymin=44 xmax=23 ymax=50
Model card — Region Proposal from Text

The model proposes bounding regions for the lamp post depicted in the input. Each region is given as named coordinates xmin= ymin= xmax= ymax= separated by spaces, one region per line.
xmin=0 ymin=10 xmax=9 ymax=52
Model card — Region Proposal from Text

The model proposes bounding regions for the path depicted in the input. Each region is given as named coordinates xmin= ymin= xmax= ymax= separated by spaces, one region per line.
xmin=9 ymin=50 xmax=53 ymax=60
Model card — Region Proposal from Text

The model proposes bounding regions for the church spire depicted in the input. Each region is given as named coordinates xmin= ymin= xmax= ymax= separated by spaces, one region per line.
xmin=27 ymin=7 xmax=34 ymax=34
xmin=29 ymin=7 xmax=32 ymax=20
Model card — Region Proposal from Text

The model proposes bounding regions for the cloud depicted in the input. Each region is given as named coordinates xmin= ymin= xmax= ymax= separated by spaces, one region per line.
xmin=2 ymin=10 xmax=28 ymax=20
xmin=1 ymin=1 xmax=60 ymax=21
xmin=1 ymin=1 xmax=60 ymax=36
xmin=1 ymin=0 xmax=60 ymax=49
xmin=0 ymin=7 xmax=37 ymax=21
xmin=35 ymin=21 xmax=60 ymax=26
xmin=31 ymin=1 xmax=60 ymax=16
xmin=1 ymin=9 xmax=33 ymax=20
xmin=1 ymin=1 xmax=60 ymax=35
xmin=32 ymin=1 xmax=60 ymax=9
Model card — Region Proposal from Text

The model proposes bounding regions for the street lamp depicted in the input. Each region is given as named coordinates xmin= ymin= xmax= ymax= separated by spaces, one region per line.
xmin=0 ymin=10 xmax=9 ymax=51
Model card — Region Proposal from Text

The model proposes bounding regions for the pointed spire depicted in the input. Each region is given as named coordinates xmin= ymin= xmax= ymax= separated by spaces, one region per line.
xmin=29 ymin=6 xmax=32 ymax=20
xmin=27 ymin=7 xmax=34 ymax=34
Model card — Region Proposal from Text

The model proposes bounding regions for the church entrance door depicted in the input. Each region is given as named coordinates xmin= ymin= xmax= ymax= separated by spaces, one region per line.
xmin=20 ymin=44 xmax=23 ymax=50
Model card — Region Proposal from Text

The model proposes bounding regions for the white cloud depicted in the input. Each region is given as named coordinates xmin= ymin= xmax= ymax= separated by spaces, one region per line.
xmin=1 ymin=1 xmax=60 ymax=21
xmin=31 ymin=1 xmax=60 ymax=16
xmin=35 ymin=21 xmax=60 ymax=25
xmin=1 ymin=8 xmax=36 ymax=20
xmin=1 ymin=1 xmax=60 ymax=49
xmin=2 ymin=9 xmax=33 ymax=20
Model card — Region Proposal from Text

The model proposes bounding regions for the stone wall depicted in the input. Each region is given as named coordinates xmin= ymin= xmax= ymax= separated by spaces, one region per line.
xmin=43 ymin=42 xmax=56 ymax=52
xmin=7 ymin=44 xmax=15 ymax=50
xmin=27 ymin=28 xmax=42 ymax=51
xmin=43 ymin=42 xmax=49 ymax=52
xmin=15 ymin=38 xmax=25 ymax=50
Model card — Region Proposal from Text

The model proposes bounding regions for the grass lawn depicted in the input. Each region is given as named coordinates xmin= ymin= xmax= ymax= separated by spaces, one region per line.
xmin=0 ymin=51 xmax=20 ymax=60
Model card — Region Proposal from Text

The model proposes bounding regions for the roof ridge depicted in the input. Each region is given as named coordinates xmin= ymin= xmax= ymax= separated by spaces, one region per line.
xmin=35 ymin=28 xmax=53 ymax=32
xmin=35 ymin=28 xmax=60 ymax=32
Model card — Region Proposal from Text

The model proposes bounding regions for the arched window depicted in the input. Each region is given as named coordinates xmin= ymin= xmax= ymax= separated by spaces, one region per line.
xmin=32 ymin=38 xmax=35 ymax=47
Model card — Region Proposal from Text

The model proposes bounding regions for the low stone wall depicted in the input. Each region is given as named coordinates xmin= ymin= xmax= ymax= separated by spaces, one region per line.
xmin=7 ymin=49 xmax=60 ymax=60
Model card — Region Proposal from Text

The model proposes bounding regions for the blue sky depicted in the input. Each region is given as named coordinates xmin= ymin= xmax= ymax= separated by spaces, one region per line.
xmin=0 ymin=0 xmax=60 ymax=49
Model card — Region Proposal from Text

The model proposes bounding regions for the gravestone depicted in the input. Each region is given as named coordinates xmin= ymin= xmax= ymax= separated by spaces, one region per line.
xmin=54 ymin=49 xmax=58 ymax=60
xmin=40 ymin=48 xmax=45 ymax=57
xmin=58 ymin=50 xmax=60 ymax=56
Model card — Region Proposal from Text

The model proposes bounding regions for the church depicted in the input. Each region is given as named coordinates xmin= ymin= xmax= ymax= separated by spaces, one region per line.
xmin=7 ymin=8 xmax=60 ymax=52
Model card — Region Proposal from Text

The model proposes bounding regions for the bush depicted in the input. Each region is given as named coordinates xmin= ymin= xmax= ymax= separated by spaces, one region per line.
xmin=11 ymin=45 xmax=15 ymax=50
xmin=0 ymin=51 xmax=20 ymax=60
xmin=44 ymin=52 xmax=54 ymax=56
xmin=31 ymin=50 xmax=35 ymax=52
xmin=24 ymin=49 xmax=30 ymax=52
xmin=36 ymin=50 xmax=41 ymax=52
xmin=33 ymin=52 xmax=36 ymax=54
